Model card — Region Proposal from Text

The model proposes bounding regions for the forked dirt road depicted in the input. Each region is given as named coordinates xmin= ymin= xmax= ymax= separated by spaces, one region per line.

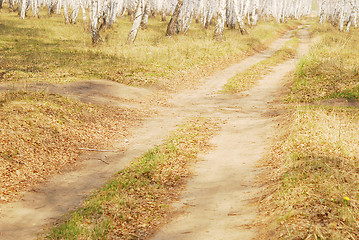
xmin=0 ymin=27 xmax=310 ymax=239
xmin=151 ymin=27 xmax=311 ymax=240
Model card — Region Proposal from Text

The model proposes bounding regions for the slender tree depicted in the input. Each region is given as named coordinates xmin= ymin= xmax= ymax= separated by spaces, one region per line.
xmin=166 ymin=0 xmax=183 ymax=36
xmin=127 ymin=0 xmax=146 ymax=43
xmin=90 ymin=0 xmax=103 ymax=44
xmin=214 ymin=0 xmax=226 ymax=40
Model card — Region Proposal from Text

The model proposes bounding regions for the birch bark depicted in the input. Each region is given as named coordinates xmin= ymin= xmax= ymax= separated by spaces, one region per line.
xmin=127 ymin=0 xmax=145 ymax=43
xmin=20 ymin=0 xmax=27 ymax=19
xmin=90 ymin=0 xmax=102 ymax=44
xmin=213 ymin=0 xmax=226 ymax=40
xmin=140 ymin=0 xmax=151 ymax=29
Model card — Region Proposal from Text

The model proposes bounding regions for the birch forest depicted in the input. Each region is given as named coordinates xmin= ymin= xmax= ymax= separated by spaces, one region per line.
xmin=1 ymin=0 xmax=316 ymax=43
xmin=3 ymin=0 xmax=359 ymax=43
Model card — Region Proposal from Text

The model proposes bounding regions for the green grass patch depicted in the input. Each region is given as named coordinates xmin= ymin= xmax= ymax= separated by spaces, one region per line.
xmin=223 ymin=36 xmax=299 ymax=93
xmin=0 ymin=8 xmax=300 ymax=91
xmin=42 ymin=118 xmax=220 ymax=239
xmin=260 ymin=107 xmax=359 ymax=239
xmin=288 ymin=22 xmax=359 ymax=103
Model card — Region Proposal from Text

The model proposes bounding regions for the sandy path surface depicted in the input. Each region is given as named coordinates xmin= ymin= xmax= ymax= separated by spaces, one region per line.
xmin=151 ymin=27 xmax=311 ymax=239
xmin=0 ymin=28 xmax=309 ymax=240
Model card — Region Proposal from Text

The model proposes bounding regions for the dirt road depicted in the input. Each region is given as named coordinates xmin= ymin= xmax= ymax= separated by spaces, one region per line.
xmin=150 ymin=27 xmax=310 ymax=240
xmin=0 ymin=27 xmax=310 ymax=240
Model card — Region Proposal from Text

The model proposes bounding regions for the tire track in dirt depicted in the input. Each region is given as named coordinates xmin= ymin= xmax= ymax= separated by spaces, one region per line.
xmin=0 ymin=29 xmax=303 ymax=240
xmin=151 ymin=27 xmax=311 ymax=240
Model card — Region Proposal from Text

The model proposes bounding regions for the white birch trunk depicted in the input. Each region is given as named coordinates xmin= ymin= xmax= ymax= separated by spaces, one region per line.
xmin=32 ymin=0 xmax=39 ymax=17
xmin=127 ymin=0 xmax=145 ymax=43
xmin=90 ymin=0 xmax=102 ymax=44
xmin=63 ymin=0 xmax=70 ymax=23
xmin=80 ymin=0 xmax=87 ymax=25
xmin=140 ymin=0 xmax=150 ymax=29
xmin=214 ymin=0 xmax=226 ymax=40
xmin=339 ymin=0 xmax=346 ymax=31
xmin=20 ymin=0 xmax=27 ymax=19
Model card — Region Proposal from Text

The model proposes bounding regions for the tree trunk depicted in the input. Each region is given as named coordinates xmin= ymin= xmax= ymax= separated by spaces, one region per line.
xmin=8 ymin=0 xmax=14 ymax=10
xmin=161 ymin=11 xmax=166 ymax=21
xmin=214 ymin=0 xmax=226 ymax=40
xmin=237 ymin=15 xmax=247 ymax=34
xmin=63 ymin=0 xmax=70 ymax=23
xmin=349 ymin=0 xmax=358 ymax=28
xmin=127 ymin=0 xmax=145 ymax=44
xmin=166 ymin=0 xmax=183 ymax=36
xmin=32 ymin=0 xmax=39 ymax=18
xmin=319 ymin=0 xmax=327 ymax=23
xmin=339 ymin=0 xmax=346 ymax=31
xmin=79 ymin=0 xmax=87 ymax=28
xmin=0 ymin=0 xmax=3 ymax=9
xmin=140 ymin=0 xmax=151 ymax=29
xmin=20 ymin=0 xmax=27 ymax=19
xmin=108 ymin=0 xmax=118 ymax=27
xmin=90 ymin=0 xmax=102 ymax=45
xmin=49 ymin=0 xmax=57 ymax=14
xmin=182 ymin=11 xmax=193 ymax=33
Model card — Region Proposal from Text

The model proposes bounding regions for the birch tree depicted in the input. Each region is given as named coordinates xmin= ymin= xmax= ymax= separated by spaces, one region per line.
xmin=214 ymin=0 xmax=226 ymax=40
xmin=127 ymin=0 xmax=146 ymax=43
xmin=140 ymin=0 xmax=150 ymax=29
xmin=20 ymin=0 xmax=28 ymax=19
xmin=166 ymin=0 xmax=183 ymax=36
xmin=90 ymin=0 xmax=103 ymax=44
xmin=318 ymin=0 xmax=358 ymax=31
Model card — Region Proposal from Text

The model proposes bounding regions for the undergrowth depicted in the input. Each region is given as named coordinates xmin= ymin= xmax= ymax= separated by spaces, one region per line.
xmin=42 ymin=118 xmax=220 ymax=240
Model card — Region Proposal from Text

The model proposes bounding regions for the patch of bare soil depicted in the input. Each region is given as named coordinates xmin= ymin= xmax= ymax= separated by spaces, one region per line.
xmin=0 ymin=27 xmax=310 ymax=240
xmin=0 ymin=79 xmax=156 ymax=108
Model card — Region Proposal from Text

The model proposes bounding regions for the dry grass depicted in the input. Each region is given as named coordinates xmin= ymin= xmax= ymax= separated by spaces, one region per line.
xmin=288 ymin=23 xmax=359 ymax=102
xmin=42 ymin=118 xmax=220 ymax=240
xmin=259 ymin=107 xmax=359 ymax=239
xmin=0 ymin=91 xmax=144 ymax=203
xmin=1 ymin=7 xmax=301 ymax=91
xmin=259 ymin=20 xmax=359 ymax=240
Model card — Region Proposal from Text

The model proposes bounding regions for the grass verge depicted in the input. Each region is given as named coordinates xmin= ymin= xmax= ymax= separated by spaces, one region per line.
xmin=288 ymin=23 xmax=359 ymax=103
xmin=0 ymin=91 xmax=144 ymax=203
xmin=223 ymin=35 xmax=299 ymax=93
xmin=259 ymin=21 xmax=359 ymax=240
xmin=259 ymin=107 xmax=359 ymax=239
xmin=41 ymin=118 xmax=220 ymax=240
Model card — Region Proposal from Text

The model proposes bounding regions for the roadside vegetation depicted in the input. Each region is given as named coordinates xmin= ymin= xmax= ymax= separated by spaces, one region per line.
xmin=0 ymin=91 xmax=144 ymax=203
xmin=223 ymin=34 xmax=299 ymax=93
xmin=42 ymin=118 xmax=220 ymax=240
xmin=288 ymin=23 xmax=359 ymax=103
xmin=259 ymin=22 xmax=359 ymax=239
xmin=1 ymin=9 xmax=300 ymax=91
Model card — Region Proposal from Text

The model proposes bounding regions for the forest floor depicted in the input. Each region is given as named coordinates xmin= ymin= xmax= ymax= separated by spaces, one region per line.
xmin=0 ymin=24 xmax=311 ymax=239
